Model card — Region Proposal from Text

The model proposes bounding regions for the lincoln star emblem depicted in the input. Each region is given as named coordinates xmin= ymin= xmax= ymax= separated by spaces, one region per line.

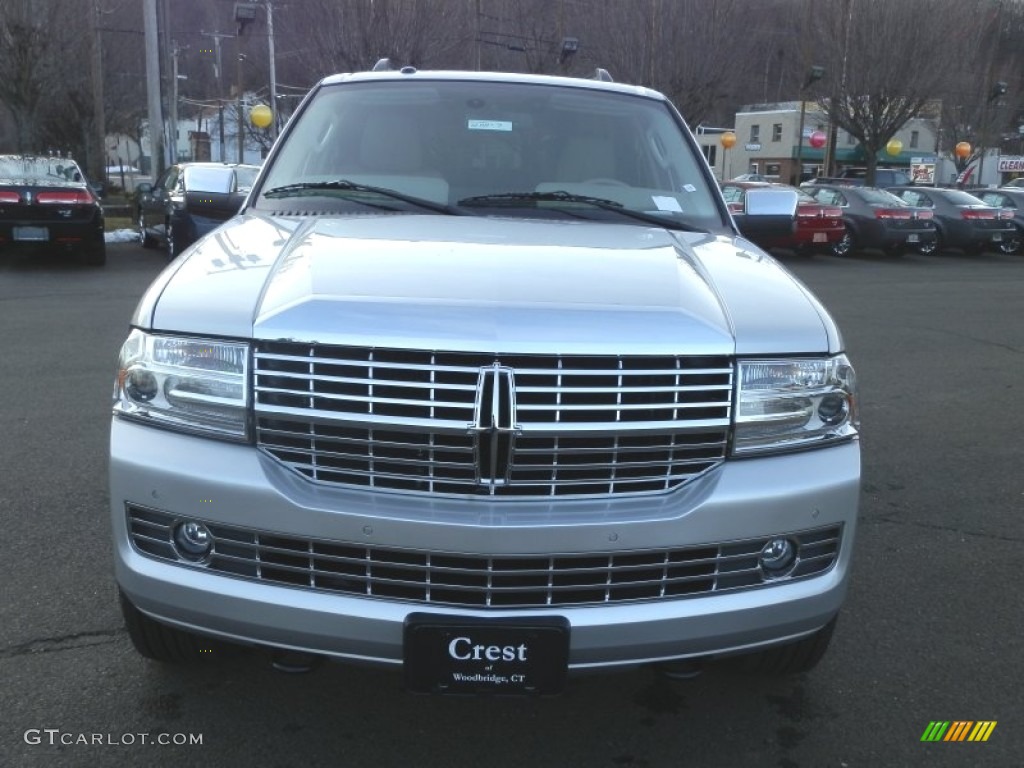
xmin=470 ymin=364 xmax=518 ymax=493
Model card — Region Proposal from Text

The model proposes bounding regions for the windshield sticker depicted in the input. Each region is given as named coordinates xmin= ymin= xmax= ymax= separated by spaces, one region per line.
xmin=468 ymin=120 xmax=513 ymax=132
xmin=651 ymin=196 xmax=683 ymax=212
xmin=682 ymin=184 xmax=697 ymax=192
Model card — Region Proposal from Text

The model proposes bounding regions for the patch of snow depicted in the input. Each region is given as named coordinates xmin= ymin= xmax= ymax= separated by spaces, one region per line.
xmin=106 ymin=229 xmax=140 ymax=243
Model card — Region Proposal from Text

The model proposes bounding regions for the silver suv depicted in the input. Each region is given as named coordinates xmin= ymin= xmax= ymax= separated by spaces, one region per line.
xmin=111 ymin=67 xmax=860 ymax=694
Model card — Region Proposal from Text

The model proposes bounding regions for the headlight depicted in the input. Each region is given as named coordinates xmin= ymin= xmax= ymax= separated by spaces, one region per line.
xmin=113 ymin=330 xmax=249 ymax=440
xmin=733 ymin=355 xmax=858 ymax=455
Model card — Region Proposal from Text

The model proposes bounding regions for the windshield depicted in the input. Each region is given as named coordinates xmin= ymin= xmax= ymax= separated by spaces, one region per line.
xmin=255 ymin=79 xmax=722 ymax=229
xmin=858 ymin=188 xmax=909 ymax=206
xmin=235 ymin=166 xmax=259 ymax=191
xmin=937 ymin=190 xmax=990 ymax=206
xmin=0 ymin=156 xmax=85 ymax=183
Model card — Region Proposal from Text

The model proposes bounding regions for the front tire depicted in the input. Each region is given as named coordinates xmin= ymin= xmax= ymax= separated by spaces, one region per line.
xmin=138 ymin=210 xmax=155 ymax=248
xmin=831 ymin=227 xmax=856 ymax=257
xmin=120 ymin=590 xmax=206 ymax=663
xmin=166 ymin=219 xmax=182 ymax=260
xmin=733 ymin=616 xmax=838 ymax=675
xmin=918 ymin=232 xmax=941 ymax=256
xmin=998 ymin=228 xmax=1022 ymax=255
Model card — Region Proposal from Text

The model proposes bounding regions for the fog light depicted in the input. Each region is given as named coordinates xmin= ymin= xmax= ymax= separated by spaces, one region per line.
xmin=173 ymin=521 xmax=213 ymax=560
xmin=759 ymin=537 xmax=797 ymax=576
xmin=817 ymin=394 xmax=848 ymax=425
xmin=125 ymin=367 xmax=158 ymax=402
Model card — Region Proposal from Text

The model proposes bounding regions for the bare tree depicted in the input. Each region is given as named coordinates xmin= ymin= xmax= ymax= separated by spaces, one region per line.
xmin=285 ymin=0 xmax=470 ymax=76
xmin=577 ymin=0 xmax=748 ymax=127
xmin=0 ymin=1 xmax=74 ymax=152
xmin=809 ymin=0 xmax=983 ymax=185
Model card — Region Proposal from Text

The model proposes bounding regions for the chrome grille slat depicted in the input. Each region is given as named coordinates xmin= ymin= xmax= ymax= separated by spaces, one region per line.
xmin=514 ymin=440 xmax=725 ymax=454
xmin=257 ymin=372 xmax=478 ymax=392
xmin=127 ymin=506 xmax=841 ymax=608
xmin=516 ymin=401 xmax=729 ymax=412
xmin=256 ymin=387 xmax=475 ymax=411
xmin=254 ymin=342 xmax=732 ymax=498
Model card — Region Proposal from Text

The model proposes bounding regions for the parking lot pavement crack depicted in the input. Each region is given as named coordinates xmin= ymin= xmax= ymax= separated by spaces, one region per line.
xmin=0 ymin=628 xmax=123 ymax=659
xmin=907 ymin=324 xmax=1024 ymax=355
xmin=862 ymin=515 xmax=1024 ymax=543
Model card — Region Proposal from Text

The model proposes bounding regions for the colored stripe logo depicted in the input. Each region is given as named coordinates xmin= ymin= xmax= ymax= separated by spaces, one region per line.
xmin=921 ymin=721 xmax=997 ymax=742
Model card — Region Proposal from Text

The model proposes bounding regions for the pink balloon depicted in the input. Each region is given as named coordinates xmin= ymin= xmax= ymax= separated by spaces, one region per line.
xmin=809 ymin=131 xmax=827 ymax=149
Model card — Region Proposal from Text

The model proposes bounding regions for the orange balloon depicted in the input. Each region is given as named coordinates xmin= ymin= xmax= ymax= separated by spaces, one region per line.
xmin=720 ymin=131 xmax=736 ymax=149
xmin=954 ymin=141 xmax=971 ymax=159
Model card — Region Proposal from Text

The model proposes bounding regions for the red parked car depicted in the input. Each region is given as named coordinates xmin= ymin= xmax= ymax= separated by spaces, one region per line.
xmin=721 ymin=181 xmax=844 ymax=254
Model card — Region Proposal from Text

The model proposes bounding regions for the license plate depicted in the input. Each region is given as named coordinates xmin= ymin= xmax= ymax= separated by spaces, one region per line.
xmin=404 ymin=614 xmax=570 ymax=695
xmin=907 ymin=234 xmax=919 ymax=243
xmin=812 ymin=233 xmax=827 ymax=243
xmin=13 ymin=226 xmax=48 ymax=241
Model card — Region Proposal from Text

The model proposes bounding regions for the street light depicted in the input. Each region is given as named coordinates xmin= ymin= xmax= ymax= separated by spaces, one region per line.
xmin=558 ymin=37 xmax=579 ymax=68
xmin=793 ymin=65 xmax=825 ymax=185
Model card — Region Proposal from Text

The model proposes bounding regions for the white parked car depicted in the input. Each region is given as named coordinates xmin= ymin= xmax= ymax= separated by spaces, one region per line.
xmin=110 ymin=66 xmax=860 ymax=694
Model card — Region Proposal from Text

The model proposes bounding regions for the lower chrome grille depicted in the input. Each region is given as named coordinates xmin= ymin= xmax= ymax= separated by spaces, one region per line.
xmin=127 ymin=505 xmax=842 ymax=608
xmin=254 ymin=343 xmax=733 ymax=498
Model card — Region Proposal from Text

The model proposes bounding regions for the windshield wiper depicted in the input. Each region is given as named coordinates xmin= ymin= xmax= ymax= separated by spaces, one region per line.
xmin=263 ymin=179 xmax=462 ymax=216
xmin=457 ymin=190 xmax=700 ymax=231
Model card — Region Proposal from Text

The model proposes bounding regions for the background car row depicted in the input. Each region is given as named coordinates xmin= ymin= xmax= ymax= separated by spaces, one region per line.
xmin=796 ymin=181 xmax=1019 ymax=257
xmin=887 ymin=186 xmax=1017 ymax=255
xmin=805 ymin=185 xmax=937 ymax=256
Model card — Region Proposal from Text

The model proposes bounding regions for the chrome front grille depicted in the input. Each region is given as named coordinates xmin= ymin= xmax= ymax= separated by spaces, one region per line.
xmin=127 ymin=505 xmax=842 ymax=608
xmin=254 ymin=342 xmax=733 ymax=497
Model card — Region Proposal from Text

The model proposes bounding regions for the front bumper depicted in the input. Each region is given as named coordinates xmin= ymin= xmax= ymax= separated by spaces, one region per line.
xmin=110 ymin=419 xmax=860 ymax=670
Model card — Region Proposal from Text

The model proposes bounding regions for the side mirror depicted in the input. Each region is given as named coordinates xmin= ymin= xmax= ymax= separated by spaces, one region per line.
xmin=743 ymin=188 xmax=799 ymax=217
xmin=731 ymin=188 xmax=800 ymax=244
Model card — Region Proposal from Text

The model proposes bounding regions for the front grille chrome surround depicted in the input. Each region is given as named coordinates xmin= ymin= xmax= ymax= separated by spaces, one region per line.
xmin=254 ymin=343 xmax=733 ymax=498
xmin=127 ymin=505 xmax=842 ymax=608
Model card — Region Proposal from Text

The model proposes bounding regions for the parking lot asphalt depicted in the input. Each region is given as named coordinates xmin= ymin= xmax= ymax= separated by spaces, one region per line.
xmin=1 ymin=242 xmax=1021 ymax=768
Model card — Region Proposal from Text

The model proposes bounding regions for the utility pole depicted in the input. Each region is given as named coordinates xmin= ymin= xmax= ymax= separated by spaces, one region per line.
xmin=236 ymin=40 xmax=245 ymax=163
xmin=143 ymin=0 xmax=165 ymax=176
xmin=169 ymin=42 xmax=185 ymax=165
xmin=89 ymin=0 xmax=106 ymax=186
xmin=266 ymin=1 xmax=279 ymax=140
xmin=202 ymin=31 xmax=234 ymax=162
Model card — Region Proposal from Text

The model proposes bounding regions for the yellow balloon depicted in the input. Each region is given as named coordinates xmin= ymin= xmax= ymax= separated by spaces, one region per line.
xmin=886 ymin=138 xmax=903 ymax=156
xmin=720 ymin=131 xmax=736 ymax=149
xmin=250 ymin=104 xmax=273 ymax=129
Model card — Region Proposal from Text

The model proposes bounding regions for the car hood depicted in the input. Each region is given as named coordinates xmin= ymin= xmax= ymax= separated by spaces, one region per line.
xmin=135 ymin=213 xmax=839 ymax=355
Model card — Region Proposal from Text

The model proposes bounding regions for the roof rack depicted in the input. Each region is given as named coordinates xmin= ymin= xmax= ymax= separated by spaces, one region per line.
xmin=593 ymin=68 xmax=614 ymax=82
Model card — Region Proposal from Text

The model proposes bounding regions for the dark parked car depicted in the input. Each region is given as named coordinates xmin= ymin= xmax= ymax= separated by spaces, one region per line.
xmin=0 ymin=154 xmax=106 ymax=266
xmin=974 ymin=188 xmax=1024 ymax=255
xmin=887 ymin=186 xmax=1015 ymax=255
xmin=805 ymin=184 xmax=936 ymax=257
xmin=137 ymin=162 xmax=260 ymax=258
xmin=721 ymin=181 xmax=844 ymax=254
